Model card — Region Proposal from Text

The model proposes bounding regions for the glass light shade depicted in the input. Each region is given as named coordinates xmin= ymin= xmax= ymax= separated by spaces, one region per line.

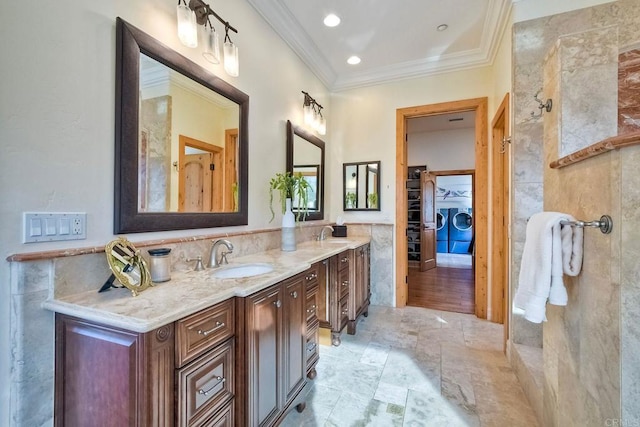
xmin=177 ymin=4 xmax=198 ymax=48
xmin=201 ymin=25 xmax=220 ymax=64
xmin=312 ymin=111 xmax=319 ymax=130
xmin=303 ymin=104 xmax=314 ymax=125
xmin=318 ymin=115 xmax=326 ymax=135
xmin=223 ymin=41 xmax=239 ymax=77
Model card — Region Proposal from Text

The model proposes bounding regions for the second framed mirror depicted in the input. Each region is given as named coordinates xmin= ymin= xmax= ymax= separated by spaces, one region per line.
xmin=343 ymin=161 xmax=381 ymax=211
xmin=286 ymin=120 xmax=325 ymax=220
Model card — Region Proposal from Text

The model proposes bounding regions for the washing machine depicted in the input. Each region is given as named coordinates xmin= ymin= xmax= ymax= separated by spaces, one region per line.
xmin=448 ymin=208 xmax=473 ymax=254
xmin=436 ymin=208 xmax=449 ymax=253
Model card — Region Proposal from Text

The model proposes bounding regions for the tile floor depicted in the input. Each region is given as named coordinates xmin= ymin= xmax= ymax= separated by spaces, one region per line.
xmin=281 ymin=305 xmax=539 ymax=427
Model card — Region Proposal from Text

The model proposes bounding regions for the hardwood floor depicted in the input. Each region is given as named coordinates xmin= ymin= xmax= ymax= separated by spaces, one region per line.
xmin=407 ymin=265 xmax=475 ymax=314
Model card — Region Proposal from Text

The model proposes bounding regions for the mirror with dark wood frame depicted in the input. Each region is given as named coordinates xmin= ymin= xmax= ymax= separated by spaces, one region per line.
xmin=286 ymin=120 xmax=325 ymax=221
xmin=115 ymin=17 xmax=249 ymax=233
xmin=343 ymin=161 xmax=381 ymax=211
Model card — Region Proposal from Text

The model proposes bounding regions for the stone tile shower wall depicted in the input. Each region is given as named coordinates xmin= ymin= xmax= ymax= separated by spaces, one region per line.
xmin=511 ymin=0 xmax=640 ymax=349
xmin=618 ymin=47 xmax=640 ymax=134
xmin=542 ymin=26 xmax=620 ymax=425
xmin=513 ymin=0 xmax=640 ymax=423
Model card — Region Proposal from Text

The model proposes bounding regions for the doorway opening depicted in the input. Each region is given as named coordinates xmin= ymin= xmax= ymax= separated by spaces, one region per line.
xmin=178 ymin=134 xmax=223 ymax=212
xmin=407 ymin=171 xmax=476 ymax=314
xmin=395 ymin=98 xmax=489 ymax=318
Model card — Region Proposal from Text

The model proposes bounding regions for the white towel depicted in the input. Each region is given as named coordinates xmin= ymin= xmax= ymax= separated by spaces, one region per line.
xmin=513 ymin=212 xmax=583 ymax=323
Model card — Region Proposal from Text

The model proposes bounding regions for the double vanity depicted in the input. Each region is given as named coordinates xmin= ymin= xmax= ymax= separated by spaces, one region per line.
xmin=45 ymin=237 xmax=371 ymax=426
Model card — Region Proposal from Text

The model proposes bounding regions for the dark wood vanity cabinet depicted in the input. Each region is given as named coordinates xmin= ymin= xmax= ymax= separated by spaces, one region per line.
xmin=53 ymin=258 xmax=341 ymax=426
xmin=317 ymin=244 xmax=370 ymax=346
xmin=241 ymin=271 xmax=308 ymax=427
xmin=347 ymin=244 xmax=371 ymax=335
xmin=304 ymin=262 xmax=321 ymax=379
xmin=54 ymin=315 xmax=176 ymax=427
xmin=54 ymin=299 xmax=236 ymax=427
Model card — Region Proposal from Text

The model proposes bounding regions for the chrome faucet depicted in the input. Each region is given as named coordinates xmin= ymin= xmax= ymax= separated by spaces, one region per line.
xmin=318 ymin=225 xmax=334 ymax=241
xmin=209 ymin=239 xmax=234 ymax=268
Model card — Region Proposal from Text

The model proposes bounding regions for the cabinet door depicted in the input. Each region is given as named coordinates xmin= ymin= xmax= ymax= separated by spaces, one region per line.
xmin=245 ymin=286 xmax=282 ymax=426
xmin=420 ymin=171 xmax=437 ymax=271
xmin=54 ymin=315 xmax=174 ymax=427
xmin=283 ymin=277 xmax=306 ymax=402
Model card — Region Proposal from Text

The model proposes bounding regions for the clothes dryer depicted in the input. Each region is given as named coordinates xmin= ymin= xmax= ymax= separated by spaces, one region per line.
xmin=448 ymin=208 xmax=473 ymax=253
xmin=436 ymin=208 xmax=449 ymax=253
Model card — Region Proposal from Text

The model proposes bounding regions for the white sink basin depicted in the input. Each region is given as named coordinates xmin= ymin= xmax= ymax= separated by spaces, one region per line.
xmin=212 ymin=263 xmax=274 ymax=279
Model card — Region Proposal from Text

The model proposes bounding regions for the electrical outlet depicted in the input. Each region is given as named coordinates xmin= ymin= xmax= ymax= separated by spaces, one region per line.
xmin=72 ymin=218 xmax=83 ymax=235
xmin=24 ymin=212 xmax=86 ymax=243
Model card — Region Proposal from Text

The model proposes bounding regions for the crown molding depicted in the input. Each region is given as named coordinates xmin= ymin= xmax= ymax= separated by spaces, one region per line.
xmin=248 ymin=0 xmax=512 ymax=92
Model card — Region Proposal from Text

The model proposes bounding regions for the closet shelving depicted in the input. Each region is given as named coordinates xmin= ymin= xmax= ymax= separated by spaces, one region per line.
xmin=407 ymin=166 xmax=426 ymax=268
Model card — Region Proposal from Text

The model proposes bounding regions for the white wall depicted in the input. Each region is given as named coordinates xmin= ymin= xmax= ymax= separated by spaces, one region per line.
xmin=0 ymin=0 xmax=328 ymax=423
xmin=512 ymin=0 xmax=616 ymax=22
xmin=407 ymin=128 xmax=476 ymax=171
xmin=330 ymin=66 xmax=494 ymax=224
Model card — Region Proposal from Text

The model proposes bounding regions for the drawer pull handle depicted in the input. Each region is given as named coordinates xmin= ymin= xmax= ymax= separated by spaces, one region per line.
xmin=342 ymin=309 xmax=348 ymax=315
xmin=197 ymin=321 xmax=225 ymax=337
xmin=306 ymin=272 xmax=317 ymax=280
xmin=291 ymin=291 xmax=298 ymax=299
xmin=274 ymin=300 xmax=282 ymax=308
xmin=341 ymin=257 xmax=348 ymax=263
xmin=306 ymin=306 xmax=316 ymax=314
xmin=307 ymin=342 xmax=317 ymax=352
xmin=198 ymin=376 xmax=226 ymax=396
xmin=342 ymin=281 xmax=349 ymax=287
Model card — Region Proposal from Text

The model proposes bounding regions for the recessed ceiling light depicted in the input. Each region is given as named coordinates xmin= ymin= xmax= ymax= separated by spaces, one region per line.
xmin=347 ymin=56 xmax=361 ymax=65
xmin=437 ymin=24 xmax=448 ymax=32
xmin=324 ymin=14 xmax=341 ymax=27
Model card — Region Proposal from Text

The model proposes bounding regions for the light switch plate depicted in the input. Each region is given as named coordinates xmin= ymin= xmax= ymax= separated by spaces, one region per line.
xmin=23 ymin=212 xmax=86 ymax=243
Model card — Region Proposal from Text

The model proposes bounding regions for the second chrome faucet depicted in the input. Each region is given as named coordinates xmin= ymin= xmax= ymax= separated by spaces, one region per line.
xmin=209 ymin=239 xmax=234 ymax=268
xmin=318 ymin=225 xmax=334 ymax=241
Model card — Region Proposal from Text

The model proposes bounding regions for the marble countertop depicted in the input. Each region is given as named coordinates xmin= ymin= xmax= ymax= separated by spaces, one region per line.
xmin=42 ymin=237 xmax=370 ymax=333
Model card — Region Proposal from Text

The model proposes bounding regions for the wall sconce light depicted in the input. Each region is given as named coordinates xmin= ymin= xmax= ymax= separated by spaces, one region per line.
xmin=176 ymin=0 xmax=239 ymax=76
xmin=302 ymin=91 xmax=326 ymax=135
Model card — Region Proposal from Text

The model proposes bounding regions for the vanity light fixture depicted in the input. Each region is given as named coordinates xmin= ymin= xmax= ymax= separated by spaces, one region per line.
xmin=302 ymin=91 xmax=326 ymax=136
xmin=176 ymin=0 xmax=239 ymax=76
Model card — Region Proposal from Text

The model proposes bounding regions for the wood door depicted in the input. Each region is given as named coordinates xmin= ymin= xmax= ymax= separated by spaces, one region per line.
xmin=224 ymin=129 xmax=238 ymax=212
xmin=491 ymin=94 xmax=510 ymax=337
xmin=282 ymin=277 xmax=306 ymax=403
xmin=178 ymin=135 xmax=224 ymax=213
xmin=245 ymin=286 xmax=281 ymax=427
xmin=420 ymin=172 xmax=436 ymax=271
xmin=180 ymin=153 xmax=213 ymax=212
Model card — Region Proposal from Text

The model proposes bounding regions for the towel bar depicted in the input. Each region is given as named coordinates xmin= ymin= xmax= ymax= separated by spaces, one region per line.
xmin=560 ymin=215 xmax=612 ymax=234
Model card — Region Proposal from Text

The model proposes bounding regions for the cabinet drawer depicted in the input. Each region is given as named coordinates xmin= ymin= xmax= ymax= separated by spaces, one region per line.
xmin=337 ymin=250 xmax=350 ymax=272
xmin=203 ymin=400 xmax=233 ymax=427
xmin=177 ymin=339 xmax=234 ymax=427
xmin=338 ymin=268 xmax=350 ymax=300
xmin=305 ymin=285 xmax=318 ymax=323
xmin=304 ymin=262 xmax=320 ymax=286
xmin=339 ymin=295 xmax=349 ymax=328
xmin=176 ymin=298 xmax=235 ymax=367
xmin=306 ymin=322 xmax=319 ymax=370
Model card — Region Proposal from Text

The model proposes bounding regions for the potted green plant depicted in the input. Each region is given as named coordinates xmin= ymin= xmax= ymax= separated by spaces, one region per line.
xmin=368 ymin=192 xmax=378 ymax=209
xmin=269 ymin=171 xmax=311 ymax=222
xmin=345 ymin=192 xmax=357 ymax=209
xmin=269 ymin=172 xmax=310 ymax=251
